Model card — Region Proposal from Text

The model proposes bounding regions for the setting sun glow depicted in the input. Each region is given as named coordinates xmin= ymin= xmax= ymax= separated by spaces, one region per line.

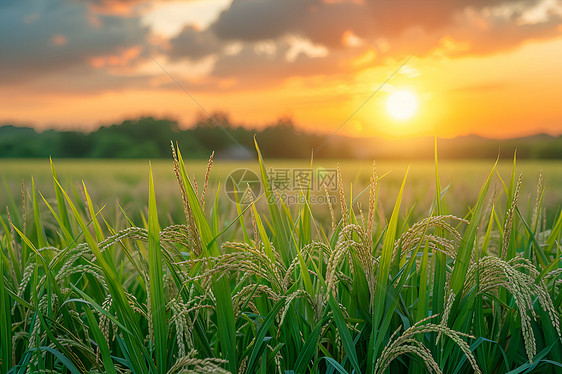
xmin=386 ymin=90 xmax=418 ymax=121
xmin=2 ymin=1 xmax=562 ymax=139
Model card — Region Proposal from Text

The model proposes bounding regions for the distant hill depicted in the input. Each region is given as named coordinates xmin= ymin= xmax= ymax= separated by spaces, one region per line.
xmin=0 ymin=117 xmax=561 ymax=159
xmin=345 ymin=134 xmax=562 ymax=160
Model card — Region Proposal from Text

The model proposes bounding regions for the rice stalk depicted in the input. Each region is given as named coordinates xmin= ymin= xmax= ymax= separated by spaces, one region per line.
xmin=500 ymin=174 xmax=522 ymax=259
xmin=324 ymin=185 xmax=336 ymax=233
xmin=392 ymin=215 xmax=466 ymax=264
xmin=171 ymin=141 xmax=203 ymax=256
xmin=167 ymin=350 xmax=229 ymax=374
xmin=247 ymin=184 xmax=259 ymax=248
xmin=337 ymin=164 xmax=348 ymax=226
xmin=200 ymin=152 xmax=214 ymax=210
xmin=532 ymin=170 xmax=544 ymax=230
xmin=367 ymin=161 xmax=377 ymax=235
xmin=461 ymin=255 xmax=560 ymax=361
xmin=375 ymin=317 xmax=481 ymax=374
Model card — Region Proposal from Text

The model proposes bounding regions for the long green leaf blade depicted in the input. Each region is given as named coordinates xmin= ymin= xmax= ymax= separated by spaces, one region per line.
xmin=148 ymin=164 xmax=167 ymax=373
xmin=450 ymin=161 xmax=496 ymax=295
xmin=0 ymin=240 xmax=12 ymax=374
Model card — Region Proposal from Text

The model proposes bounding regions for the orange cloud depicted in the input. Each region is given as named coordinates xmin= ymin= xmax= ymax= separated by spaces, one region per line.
xmin=350 ymin=49 xmax=376 ymax=68
xmin=437 ymin=35 xmax=470 ymax=54
xmin=51 ymin=34 xmax=68 ymax=46
xmin=89 ymin=46 xmax=143 ymax=68
xmin=3 ymin=0 xmax=562 ymax=140
xmin=88 ymin=1 xmax=147 ymax=17
xmin=341 ymin=30 xmax=362 ymax=47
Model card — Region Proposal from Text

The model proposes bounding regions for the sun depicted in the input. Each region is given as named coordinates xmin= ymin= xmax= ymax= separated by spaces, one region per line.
xmin=386 ymin=90 xmax=418 ymax=120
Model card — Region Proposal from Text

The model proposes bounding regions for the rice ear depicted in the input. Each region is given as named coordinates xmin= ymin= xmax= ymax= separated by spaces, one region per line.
xmin=337 ymin=163 xmax=348 ymax=226
xmin=375 ymin=320 xmax=481 ymax=374
xmin=200 ymin=151 xmax=214 ymax=210
xmin=500 ymin=174 xmax=522 ymax=259
xmin=367 ymin=160 xmax=377 ymax=234
xmin=324 ymin=185 xmax=336 ymax=233
xmin=171 ymin=141 xmax=203 ymax=256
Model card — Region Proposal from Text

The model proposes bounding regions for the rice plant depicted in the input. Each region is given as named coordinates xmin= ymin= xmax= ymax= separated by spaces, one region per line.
xmin=0 ymin=142 xmax=561 ymax=373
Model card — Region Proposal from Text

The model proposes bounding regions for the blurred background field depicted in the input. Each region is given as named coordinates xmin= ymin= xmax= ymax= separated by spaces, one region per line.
xmin=2 ymin=157 xmax=561 ymax=232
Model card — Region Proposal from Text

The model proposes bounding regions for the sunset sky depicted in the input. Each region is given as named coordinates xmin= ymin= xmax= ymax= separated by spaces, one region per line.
xmin=1 ymin=0 xmax=562 ymax=138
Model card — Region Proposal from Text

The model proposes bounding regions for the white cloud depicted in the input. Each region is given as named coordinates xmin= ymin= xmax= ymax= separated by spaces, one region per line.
xmin=518 ymin=0 xmax=562 ymax=25
xmin=142 ymin=0 xmax=232 ymax=37
xmin=285 ymin=35 xmax=329 ymax=62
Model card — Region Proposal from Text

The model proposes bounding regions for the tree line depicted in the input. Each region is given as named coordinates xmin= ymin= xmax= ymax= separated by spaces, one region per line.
xmin=1 ymin=115 xmax=561 ymax=159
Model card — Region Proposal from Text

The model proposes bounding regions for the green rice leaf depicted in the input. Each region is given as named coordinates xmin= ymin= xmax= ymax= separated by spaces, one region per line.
xmin=450 ymin=160 xmax=496 ymax=295
xmin=54 ymin=178 xmax=150 ymax=374
xmin=0 ymin=240 xmax=12 ymax=374
xmin=546 ymin=210 xmax=562 ymax=254
xmin=293 ymin=316 xmax=329 ymax=373
xmin=254 ymin=137 xmax=293 ymax=264
xmin=39 ymin=192 xmax=73 ymax=245
xmin=369 ymin=167 xmax=409 ymax=369
xmin=433 ymin=135 xmax=446 ymax=318
xmin=148 ymin=163 xmax=167 ymax=373
xmin=328 ymin=294 xmax=362 ymax=374
xmin=322 ymin=356 xmax=351 ymax=374
xmin=31 ymin=177 xmax=46 ymax=249
xmin=246 ymin=298 xmax=286 ymax=373
xmin=50 ymin=158 xmax=72 ymax=238
xmin=32 ymin=347 xmax=81 ymax=374
xmin=516 ymin=207 xmax=548 ymax=269
xmin=175 ymin=145 xmax=237 ymax=371
xmin=84 ymin=307 xmax=118 ymax=374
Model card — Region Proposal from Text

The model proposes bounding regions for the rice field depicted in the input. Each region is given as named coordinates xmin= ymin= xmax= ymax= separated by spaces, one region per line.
xmin=1 ymin=145 xmax=561 ymax=373
xmin=2 ymin=157 xmax=561 ymax=226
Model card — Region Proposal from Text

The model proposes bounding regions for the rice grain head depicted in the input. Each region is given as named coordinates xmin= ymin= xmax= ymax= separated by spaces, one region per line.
xmin=337 ymin=163 xmax=348 ymax=226
xmin=324 ymin=185 xmax=336 ymax=233
xmin=500 ymin=174 xmax=522 ymax=259
xmin=462 ymin=256 xmax=560 ymax=361
xmin=375 ymin=318 xmax=481 ymax=374
xmin=532 ymin=170 xmax=544 ymax=229
xmin=367 ymin=160 xmax=377 ymax=234
xmin=168 ymin=350 xmax=229 ymax=374
xmin=200 ymin=151 xmax=214 ymax=210
xmin=171 ymin=141 xmax=203 ymax=256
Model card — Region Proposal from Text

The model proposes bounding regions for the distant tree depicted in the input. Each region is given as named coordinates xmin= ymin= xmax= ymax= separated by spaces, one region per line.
xmin=94 ymin=117 xmax=179 ymax=157
xmin=1 ymin=118 xmax=561 ymax=160
xmin=0 ymin=126 xmax=44 ymax=157
xmin=258 ymin=117 xmax=313 ymax=158
xmin=90 ymin=133 xmax=136 ymax=158
xmin=193 ymin=111 xmax=232 ymax=128
xmin=58 ymin=132 xmax=93 ymax=158
xmin=531 ymin=137 xmax=562 ymax=158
